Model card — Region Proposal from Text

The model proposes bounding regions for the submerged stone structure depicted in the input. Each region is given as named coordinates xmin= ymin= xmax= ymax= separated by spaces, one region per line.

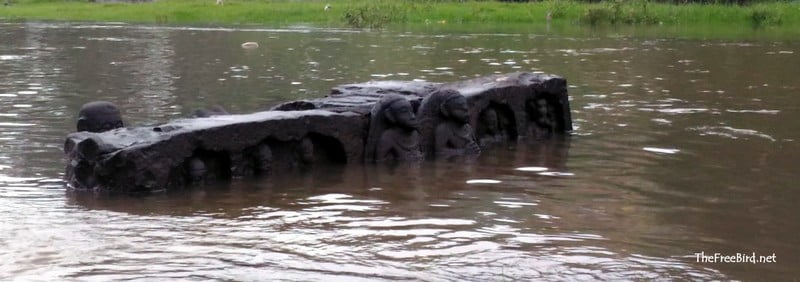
xmin=64 ymin=72 xmax=572 ymax=193
xmin=417 ymin=89 xmax=481 ymax=160
xmin=365 ymin=94 xmax=423 ymax=163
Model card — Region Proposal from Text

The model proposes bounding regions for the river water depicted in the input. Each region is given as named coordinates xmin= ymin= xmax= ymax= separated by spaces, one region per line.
xmin=0 ymin=22 xmax=797 ymax=281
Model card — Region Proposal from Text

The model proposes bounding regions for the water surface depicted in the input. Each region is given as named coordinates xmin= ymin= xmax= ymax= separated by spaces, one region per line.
xmin=1 ymin=22 xmax=798 ymax=281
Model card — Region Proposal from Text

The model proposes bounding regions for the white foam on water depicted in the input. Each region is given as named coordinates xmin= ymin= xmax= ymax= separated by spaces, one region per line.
xmin=725 ymin=109 xmax=779 ymax=114
xmin=690 ymin=126 xmax=776 ymax=142
xmin=643 ymin=147 xmax=680 ymax=154
xmin=0 ymin=122 xmax=36 ymax=127
xmin=515 ymin=167 xmax=548 ymax=172
xmin=466 ymin=179 xmax=502 ymax=184
xmin=0 ymin=55 xmax=26 ymax=60
xmin=537 ymin=172 xmax=575 ymax=177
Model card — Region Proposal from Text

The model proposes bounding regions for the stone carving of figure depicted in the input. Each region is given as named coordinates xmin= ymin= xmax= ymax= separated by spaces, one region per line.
xmin=71 ymin=159 xmax=97 ymax=189
xmin=253 ymin=143 xmax=273 ymax=174
xmin=64 ymin=134 xmax=117 ymax=190
xmin=476 ymin=107 xmax=507 ymax=148
xmin=293 ymin=137 xmax=314 ymax=170
xmin=186 ymin=152 xmax=232 ymax=185
xmin=231 ymin=142 xmax=273 ymax=177
xmin=187 ymin=157 xmax=207 ymax=185
xmin=435 ymin=92 xmax=481 ymax=159
xmin=527 ymin=98 xmax=557 ymax=138
xmin=366 ymin=94 xmax=423 ymax=163
xmin=77 ymin=101 xmax=124 ymax=133
xmin=418 ymin=89 xmax=480 ymax=159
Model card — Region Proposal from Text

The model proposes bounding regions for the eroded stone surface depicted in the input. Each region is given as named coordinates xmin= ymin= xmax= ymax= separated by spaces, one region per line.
xmin=64 ymin=72 xmax=572 ymax=193
xmin=365 ymin=94 xmax=423 ymax=163
xmin=65 ymin=110 xmax=365 ymax=193
xmin=76 ymin=101 xmax=124 ymax=133
xmin=271 ymin=80 xmax=438 ymax=113
xmin=417 ymin=89 xmax=481 ymax=160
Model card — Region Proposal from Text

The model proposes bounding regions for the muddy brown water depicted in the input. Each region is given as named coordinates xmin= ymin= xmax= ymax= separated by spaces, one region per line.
xmin=1 ymin=22 xmax=798 ymax=281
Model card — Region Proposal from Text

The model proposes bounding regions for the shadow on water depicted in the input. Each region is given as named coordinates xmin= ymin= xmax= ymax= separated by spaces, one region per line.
xmin=65 ymin=138 xmax=570 ymax=215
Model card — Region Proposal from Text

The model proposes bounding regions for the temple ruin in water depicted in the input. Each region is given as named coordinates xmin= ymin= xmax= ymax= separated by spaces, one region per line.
xmin=64 ymin=72 xmax=572 ymax=193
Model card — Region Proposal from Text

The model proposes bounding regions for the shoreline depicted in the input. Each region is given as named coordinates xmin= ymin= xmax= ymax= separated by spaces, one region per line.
xmin=2 ymin=0 xmax=800 ymax=40
xmin=2 ymin=1 xmax=798 ymax=27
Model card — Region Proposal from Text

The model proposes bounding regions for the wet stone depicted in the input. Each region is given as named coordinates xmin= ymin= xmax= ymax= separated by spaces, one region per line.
xmin=365 ymin=94 xmax=423 ymax=163
xmin=64 ymin=72 xmax=572 ymax=193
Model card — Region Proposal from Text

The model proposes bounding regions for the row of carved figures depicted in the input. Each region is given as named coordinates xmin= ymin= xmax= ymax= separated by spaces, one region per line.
xmin=72 ymin=87 xmax=563 ymax=188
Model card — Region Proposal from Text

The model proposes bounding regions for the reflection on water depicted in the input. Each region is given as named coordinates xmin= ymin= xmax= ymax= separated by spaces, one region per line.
xmin=1 ymin=22 xmax=799 ymax=281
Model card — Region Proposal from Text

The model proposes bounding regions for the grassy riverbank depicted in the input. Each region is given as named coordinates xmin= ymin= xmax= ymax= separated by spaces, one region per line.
xmin=1 ymin=0 xmax=799 ymax=28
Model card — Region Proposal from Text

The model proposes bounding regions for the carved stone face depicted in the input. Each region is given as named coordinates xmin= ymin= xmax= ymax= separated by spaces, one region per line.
xmin=481 ymin=108 xmax=499 ymax=133
xmin=298 ymin=138 xmax=314 ymax=164
xmin=73 ymin=160 xmax=97 ymax=189
xmin=537 ymin=99 xmax=549 ymax=115
xmin=443 ymin=95 xmax=469 ymax=124
xmin=188 ymin=157 xmax=207 ymax=183
xmin=535 ymin=99 xmax=555 ymax=128
xmin=386 ymin=99 xmax=418 ymax=130
xmin=255 ymin=144 xmax=272 ymax=172
xmin=77 ymin=101 xmax=124 ymax=133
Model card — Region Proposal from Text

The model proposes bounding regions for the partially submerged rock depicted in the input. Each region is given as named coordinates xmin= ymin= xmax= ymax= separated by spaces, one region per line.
xmin=65 ymin=110 xmax=365 ymax=193
xmin=76 ymin=101 xmax=124 ymax=133
xmin=64 ymin=72 xmax=572 ymax=193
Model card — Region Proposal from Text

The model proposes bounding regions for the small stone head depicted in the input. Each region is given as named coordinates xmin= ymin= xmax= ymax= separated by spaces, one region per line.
xmin=297 ymin=137 xmax=314 ymax=164
xmin=77 ymin=101 xmax=124 ymax=133
xmin=187 ymin=157 xmax=207 ymax=184
xmin=439 ymin=90 xmax=469 ymax=125
xmin=480 ymin=107 xmax=499 ymax=133
xmin=536 ymin=99 xmax=549 ymax=113
xmin=72 ymin=160 xmax=97 ymax=189
xmin=255 ymin=143 xmax=273 ymax=173
xmin=384 ymin=98 xmax=418 ymax=130
xmin=531 ymin=98 xmax=555 ymax=128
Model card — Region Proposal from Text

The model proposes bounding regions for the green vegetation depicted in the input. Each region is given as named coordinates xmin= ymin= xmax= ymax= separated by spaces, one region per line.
xmin=1 ymin=0 xmax=798 ymax=28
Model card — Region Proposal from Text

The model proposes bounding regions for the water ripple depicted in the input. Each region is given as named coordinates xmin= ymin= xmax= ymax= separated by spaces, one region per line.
xmin=689 ymin=126 xmax=777 ymax=141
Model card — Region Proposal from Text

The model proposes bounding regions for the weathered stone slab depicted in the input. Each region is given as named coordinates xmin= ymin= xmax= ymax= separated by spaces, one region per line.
xmin=273 ymin=72 xmax=571 ymax=140
xmin=442 ymin=72 xmax=573 ymax=141
xmin=64 ymin=72 xmax=572 ymax=193
xmin=272 ymin=80 xmax=438 ymax=114
xmin=65 ymin=110 xmax=366 ymax=193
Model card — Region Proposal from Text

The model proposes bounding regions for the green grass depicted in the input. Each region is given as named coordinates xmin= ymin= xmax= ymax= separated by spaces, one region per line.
xmin=1 ymin=0 xmax=799 ymax=28
xmin=0 ymin=0 xmax=343 ymax=25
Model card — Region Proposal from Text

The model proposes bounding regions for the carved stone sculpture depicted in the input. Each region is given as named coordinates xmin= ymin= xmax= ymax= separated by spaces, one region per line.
xmin=187 ymin=157 xmax=207 ymax=185
xmin=185 ymin=151 xmax=231 ymax=185
xmin=526 ymin=98 xmax=558 ymax=138
xmin=77 ymin=101 xmax=124 ymax=133
xmin=476 ymin=107 xmax=508 ymax=148
xmin=366 ymin=94 xmax=422 ymax=163
xmin=293 ymin=137 xmax=315 ymax=170
xmin=64 ymin=135 xmax=116 ymax=190
xmin=231 ymin=142 xmax=273 ymax=177
xmin=253 ymin=143 xmax=273 ymax=174
xmin=63 ymin=72 xmax=572 ymax=193
xmin=418 ymin=89 xmax=480 ymax=159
